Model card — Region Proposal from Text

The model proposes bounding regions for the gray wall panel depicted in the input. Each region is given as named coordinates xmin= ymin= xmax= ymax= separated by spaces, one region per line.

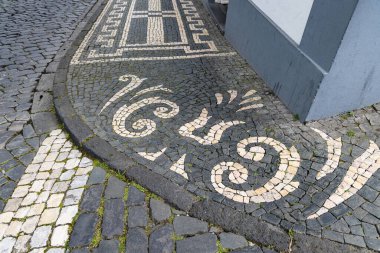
xmin=300 ymin=0 xmax=358 ymax=71
xmin=307 ymin=0 xmax=380 ymax=121
xmin=225 ymin=0 xmax=324 ymax=121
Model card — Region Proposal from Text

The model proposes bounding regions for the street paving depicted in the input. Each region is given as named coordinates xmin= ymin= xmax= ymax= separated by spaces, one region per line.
xmin=0 ymin=0 xmax=96 ymax=211
xmin=0 ymin=0 xmax=270 ymax=252
xmin=66 ymin=0 xmax=380 ymax=251
xmin=0 ymin=0 xmax=380 ymax=252
xmin=0 ymin=128 xmax=270 ymax=252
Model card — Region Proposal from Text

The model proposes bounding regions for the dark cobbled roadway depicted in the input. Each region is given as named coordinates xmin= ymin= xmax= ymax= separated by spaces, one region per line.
xmin=33 ymin=0 xmax=380 ymax=252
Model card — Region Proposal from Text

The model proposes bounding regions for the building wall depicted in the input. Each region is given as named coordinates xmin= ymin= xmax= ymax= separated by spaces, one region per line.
xmin=225 ymin=0 xmax=380 ymax=121
xmin=307 ymin=0 xmax=380 ymax=120
xmin=250 ymin=0 xmax=314 ymax=44
xmin=225 ymin=0 xmax=324 ymax=121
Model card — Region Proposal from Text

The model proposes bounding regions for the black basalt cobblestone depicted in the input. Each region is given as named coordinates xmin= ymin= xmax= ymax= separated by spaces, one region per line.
xmin=0 ymin=0 xmax=97 ymax=213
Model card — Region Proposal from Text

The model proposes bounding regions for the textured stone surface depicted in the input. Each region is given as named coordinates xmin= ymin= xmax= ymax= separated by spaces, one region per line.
xmin=69 ymin=213 xmax=98 ymax=247
xmin=149 ymin=224 xmax=174 ymax=253
xmin=176 ymin=233 xmax=217 ymax=253
xmin=0 ymin=0 xmax=372 ymax=250
xmin=125 ymin=227 xmax=149 ymax=253
xmin=128 ymin=206 xmax=148 ymax=228
xmin=173 ymin=216 xmax=208 ymax=236
xmin=102 ymin=198 xmax=125 ymax=238
xmin=104 ymin=176 xmax=126 ymax=199
xmin=220 ymin=232 xmax=249 ymax=250
xmin=150 ymin=199 xmax=172 ymax=223
xmin=93 ymin=240 xmax=119 ymax=253
xmin=127 ymin=186 xmax=146 ymax=206
xmin=30 ymin=225 xmax=52 ymax=248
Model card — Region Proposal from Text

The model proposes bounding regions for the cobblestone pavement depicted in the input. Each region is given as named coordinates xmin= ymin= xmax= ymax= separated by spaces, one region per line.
xmin=64 ymin=0 xmax=380 ymax=251
xmin=0 ymin=0 xmax=97 ymax=212
xmin=0 ymin=1 xmax=271 ymax=252
xmin=0 ymin=128 xmax=272 ymax=252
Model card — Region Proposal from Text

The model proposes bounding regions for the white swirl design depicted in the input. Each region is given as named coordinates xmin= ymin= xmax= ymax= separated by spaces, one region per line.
xmin=211 ymin=137 xmax=300 ymax=203
xmin=113 ymin=97 xmax=179 ymax=138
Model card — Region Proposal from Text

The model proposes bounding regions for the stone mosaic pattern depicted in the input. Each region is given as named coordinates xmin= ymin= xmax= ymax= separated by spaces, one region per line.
xmin=66 ymin=0 xmax=380 ymax=250
xmin=70 ymin=0 xmax=235 ymax=64
xmin=0 ymin=0 xmax=96 ymax=218
xmin=0 ymin=129 xmax=93 ymax=252
xmin=0 ymin=128 xmax=269 ymax=252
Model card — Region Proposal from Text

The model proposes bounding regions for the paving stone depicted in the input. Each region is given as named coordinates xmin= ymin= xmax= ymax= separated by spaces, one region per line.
xmin=14 ymin=206 xmax=30 ymax=219
xmin=102 ymin=198 xmax=125 ymax=238
xmin=176 ymin=233 xmax=217 ymax=253
xmin=220 ymin=232 xmax=249 ymax=250
xmin=71 ymin=249 xmax=90 ymax=253
xmin=93 ymin=240 xmax=120 ymax=253
xmin=0 ymin=182 xmax=16 ymax=199
xmin=359 ymin=186 xmax=379 ymax=202
xmin=80 ymin=184 xmax=104 ymax=212
xmin=0 ymin=150 xmax=13 ymax=163
xmin=231 ymin=246 xmax=264 ymax=253
xmin=38 ymin=207 xmax=60 ymax=225
xmin=128 ymin=206 xmax=148 ymax=228
xmin=21 ymin=216 xmax=40 ymax=234
xmin=31 ymin=225 xmax=52 ymax=248
xmin=0 ymin=212 xmax=14 ymax=224
xmin=149 ymin=224 xmax=174 ymax=253
xmin=350 ymin=225 xmax=364 ymax=236
xmin=344 ymin=234 xmax=366 ymax=248
xmin=4 ymin=220 xmax=23 ymax=237
xmin=31 ymin=112 xmax=59 ymax=134
xmin=322 ymin=230 xmax=344 ymax=243
xmin=6 ymin=165 xmax=25 ymax=181
xmin=150 ymin=199 xmax=171 ymax=223
xmin=56 ymin=205 xmax=79 ymax=225
xmin=14 ymin=234 xmax=31 ymax=252
xmin=125 ymin=227 xmax=148 ymax=253
xmin=365 ymin=237 xmax=380 ymax=251
xmin=28 ymin=203 xmax=45 ymax=216
xmin=69 ymin=213 xmax=98 ymax=247
xmin=330 ymin=219 xmax=350 ymax=233
xmin=262 ymin=248 xmax=278 ymax=253
xmin=4 ymin=198 xmax=22 ymax=212
xmin=362 ymin=223 xmax=379 ymax=238
xmin=21 ymin=192 xmax=39 ymax=206
xmin=70 ymin=175 xmax=88 ymax=189
xmin=46 ymin=249 xmax=65 ymax=253
xmin=63 ymin=188 xmax=84 ymax=206
xmin=173 ymin=216 xmax=208 ymax=236
xmin=51 ymin=225 xmax=69 ymax=246
xmin=105 ymin=176 xmax=126 ymax=199
xmin=127 ymin=186 xmax=146 ymax=206
xmin=32 ymin=92 xmax=53 ymax=113
xmin=87 ymin=167 xmax=106 ymax=185
xmin=0 ymin=237 xmax=16 ymax=253
xmin=47 ymin=193 xmax=65 ymax=208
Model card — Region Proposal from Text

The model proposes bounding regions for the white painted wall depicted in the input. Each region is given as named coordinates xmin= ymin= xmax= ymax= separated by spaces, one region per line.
xmin=250 ymin=0 xmax=314 ymax=44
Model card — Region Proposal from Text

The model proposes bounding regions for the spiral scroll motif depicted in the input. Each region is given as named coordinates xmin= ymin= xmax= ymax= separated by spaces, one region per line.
xmin=112 ymin=97 xmax=179 ymax=138
xmin=211 ymin=137 xmax=300 ymax=203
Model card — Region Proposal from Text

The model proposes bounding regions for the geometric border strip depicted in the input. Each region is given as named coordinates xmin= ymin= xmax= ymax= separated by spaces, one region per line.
xmin=71 ymin=0 xmax=236 ymax=65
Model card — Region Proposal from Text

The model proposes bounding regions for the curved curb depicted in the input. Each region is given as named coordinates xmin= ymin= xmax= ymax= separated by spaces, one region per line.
xmin=52 ymin=1 xmax=374 ymax=252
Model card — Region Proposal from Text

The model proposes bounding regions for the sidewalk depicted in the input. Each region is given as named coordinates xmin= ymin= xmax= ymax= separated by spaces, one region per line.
xmin=1 ymin=0 xmax=380 ymax=252
xmin=0 ymin=0 xmax=273 ymax=252
xmin=62 ymin=0 xmax=380 ymax=251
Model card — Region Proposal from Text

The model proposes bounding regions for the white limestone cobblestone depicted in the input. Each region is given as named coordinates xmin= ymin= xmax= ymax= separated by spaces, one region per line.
xmin=0 ymin=129 xmax=94 ymax=251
